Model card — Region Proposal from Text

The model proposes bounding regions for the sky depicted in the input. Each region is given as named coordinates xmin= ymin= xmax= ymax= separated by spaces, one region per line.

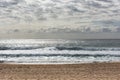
xmin=0 ymin=0 xmax=120 ymax=39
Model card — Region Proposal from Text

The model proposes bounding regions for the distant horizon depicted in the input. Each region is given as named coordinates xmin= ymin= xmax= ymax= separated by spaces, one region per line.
xmin=0 ymin=32 xmax=120 ymax=39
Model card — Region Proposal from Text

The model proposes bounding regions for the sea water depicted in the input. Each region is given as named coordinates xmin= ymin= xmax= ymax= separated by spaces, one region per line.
xmin=0 ymin=39 xmax=120 ymax=64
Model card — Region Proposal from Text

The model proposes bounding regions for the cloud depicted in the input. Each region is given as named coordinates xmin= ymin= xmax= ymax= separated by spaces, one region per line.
xmin=86 ymin=0 xmax=113 ymax=8
xmin=0 ymin=0 xmax=120 ymax=33
xmin=101 ymin=28 xmax=112 ymax=32
xmin=0 ymin=0 xmax=25 ymax=7
xmin=94 ymin=20 xmax=120 ymax=27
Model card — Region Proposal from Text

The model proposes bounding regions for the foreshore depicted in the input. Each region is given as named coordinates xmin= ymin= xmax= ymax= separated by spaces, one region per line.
xmin=0 ymin=62 xmax=120 ymax=80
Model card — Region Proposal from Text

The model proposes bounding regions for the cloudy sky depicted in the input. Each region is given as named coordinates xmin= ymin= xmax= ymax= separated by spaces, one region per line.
xmin=0 ymin=0 xmax=120 ymax=39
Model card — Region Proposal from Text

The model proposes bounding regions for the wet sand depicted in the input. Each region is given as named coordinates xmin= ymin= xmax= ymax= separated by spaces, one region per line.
xmin=0 ymin=62 xmax=120 ymax=80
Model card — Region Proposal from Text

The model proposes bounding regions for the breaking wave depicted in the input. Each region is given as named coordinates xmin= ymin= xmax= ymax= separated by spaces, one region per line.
xmin=0 ymin=39 xmax=120 ymax=64
xmin=0 ymin=45 xmax=120 ymax=51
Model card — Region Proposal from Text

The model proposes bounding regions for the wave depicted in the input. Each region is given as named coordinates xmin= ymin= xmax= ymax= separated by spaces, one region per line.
xmin=0 ymin=39 xmax=120 ymax=51
xmin=1 ymin=52 xmax=120 ymax=64
xmin=0 ymin=46 xmax=41 ymax=50
xmin=0 ymin=45 xmax=120 ymax=51
xmin=0 ymin=39 xmax=120 ymax=64
xmin=55 ymin=47 xmax=120 ymax=51
xmin=0 ymin=53 xmax=120 ymax=57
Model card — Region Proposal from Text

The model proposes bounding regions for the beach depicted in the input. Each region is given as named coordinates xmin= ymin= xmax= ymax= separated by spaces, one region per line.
xmin=0 ymin=62 xmax=120 ymax=80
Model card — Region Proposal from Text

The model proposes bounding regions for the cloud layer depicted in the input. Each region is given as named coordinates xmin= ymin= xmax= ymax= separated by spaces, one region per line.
xmin=0 ymin=0 xmax=120 ymax=33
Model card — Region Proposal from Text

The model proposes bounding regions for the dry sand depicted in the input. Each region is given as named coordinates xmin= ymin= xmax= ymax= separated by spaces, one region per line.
xmin=0 ymin=62 xmax=120 ymax=80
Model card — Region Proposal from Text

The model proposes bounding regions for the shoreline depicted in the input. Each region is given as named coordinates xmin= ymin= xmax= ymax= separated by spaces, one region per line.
xmin=0 ymin=62 xmax=120 ymax=80
xmin=1 ymin=61 xmax=120 ymax=65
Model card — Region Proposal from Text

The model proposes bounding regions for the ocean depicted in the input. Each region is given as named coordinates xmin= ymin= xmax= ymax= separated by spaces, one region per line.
xmin=0 ymin=39 xmax=120 ymax=64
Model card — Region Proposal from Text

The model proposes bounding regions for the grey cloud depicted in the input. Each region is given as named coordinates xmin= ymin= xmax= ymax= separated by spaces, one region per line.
xmin=0 ymin=1 xmax=14 ymax=7
xmin=23 ymin=16 xmax=33 ymax=22
xmin=34 ymin=8 xmax=44 ymax=16
xmin=97 ymin=0 xmax=113 ymax=2
xmin=86 ymin=1 xmax=111 ymax=8
xmin=94 ymin=20 xmax=120 ymax=27
xmin=66 ymin=5 xmax=86 ymax=13
xmin=101 ymin=28 xmax=112 ymax=32
xmin=0 ymin=0 xmax=120 ymax=33
xmin=37 ymin=17 xmax=47 ymax=21
xmin=0 ymin=0 xmax=119 ymax=20
xmin=51 ymin=0 xmax=62 ymax=3
xmin=71 ymin=0 xmax=84 ymax=3
xmin=0 ymin=0 xmax=24 ymax=7
xmin=116 ymin=27 xmax=120 ymax=32
xmin=13 ymin=29 xmax=20 ymax=32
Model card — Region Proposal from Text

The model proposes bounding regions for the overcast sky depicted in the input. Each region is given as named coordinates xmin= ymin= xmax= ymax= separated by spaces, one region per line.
xmin=0 ymin=0 xmax=120 ymax=39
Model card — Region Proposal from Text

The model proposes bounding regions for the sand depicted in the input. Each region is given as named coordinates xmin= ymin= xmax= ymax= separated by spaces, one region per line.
xmin=0 ymin=62 xmax=120 ymax=80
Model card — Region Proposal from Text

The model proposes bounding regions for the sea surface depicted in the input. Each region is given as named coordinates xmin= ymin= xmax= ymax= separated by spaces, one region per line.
xmin=0 ymin=39 xmax=120 ymax=64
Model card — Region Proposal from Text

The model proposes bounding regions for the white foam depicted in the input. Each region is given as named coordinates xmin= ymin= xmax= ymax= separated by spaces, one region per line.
xmin=0 ymin=39 xmax=120 ymax=64
xmin=0 ymin=49 xmax=120 ymax=55
xmin=0 ymin=49 xmax=120 ymax=64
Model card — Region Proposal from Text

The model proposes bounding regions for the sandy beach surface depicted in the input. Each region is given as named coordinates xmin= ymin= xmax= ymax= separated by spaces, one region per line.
xmin=0 ymin=62 xmax=120 ymax=80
